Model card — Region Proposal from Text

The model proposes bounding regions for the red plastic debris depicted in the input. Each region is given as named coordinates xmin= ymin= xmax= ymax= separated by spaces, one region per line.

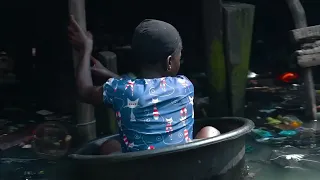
xmin=278 ymin=72 xmax=299 ymax=83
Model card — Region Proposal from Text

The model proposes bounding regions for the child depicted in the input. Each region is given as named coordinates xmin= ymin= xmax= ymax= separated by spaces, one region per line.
xmin=68 ymin=16 xmax=220 ymax=154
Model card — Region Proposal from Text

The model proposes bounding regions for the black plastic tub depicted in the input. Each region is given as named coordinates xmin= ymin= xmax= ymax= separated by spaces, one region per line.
xmin=68 ymin=117 xmax=254 ymax=180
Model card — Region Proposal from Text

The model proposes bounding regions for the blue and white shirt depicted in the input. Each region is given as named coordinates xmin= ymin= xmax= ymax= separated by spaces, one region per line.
xmin=103 ymin=75 xmax=194 ymax=152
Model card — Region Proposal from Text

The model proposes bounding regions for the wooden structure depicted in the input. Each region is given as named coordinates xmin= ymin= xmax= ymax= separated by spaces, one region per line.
xmin=95 ymin=51 xmax=118 ymax=135
xmin=67 ymin=0 xmax=255 ymax=141
xmin=202 ymin=0 xmax=228 ymax=117
xmin=69 ymin=0 xmax=96 ymax=143
xmin=203 ymin=0 xmax=255 ymax=117
xmin=286 ymin=0 xmax=317 ymax=120
xmin=223 ymin=3 xmax=255 ymax=117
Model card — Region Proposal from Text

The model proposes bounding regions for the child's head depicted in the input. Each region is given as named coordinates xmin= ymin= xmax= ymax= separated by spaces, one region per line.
xmin=132 ymin=19 xmax=182 ymax=76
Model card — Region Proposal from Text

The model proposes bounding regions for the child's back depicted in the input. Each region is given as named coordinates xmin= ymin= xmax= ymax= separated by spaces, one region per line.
xmin=103 ymin=75 xmax=194 ymax=152
xmin=68 ymin=17 xmax=220 ymax=154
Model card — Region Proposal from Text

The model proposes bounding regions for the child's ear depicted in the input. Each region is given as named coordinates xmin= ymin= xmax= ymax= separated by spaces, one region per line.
xmin=166 ymin=55 xmax=172 ymax=71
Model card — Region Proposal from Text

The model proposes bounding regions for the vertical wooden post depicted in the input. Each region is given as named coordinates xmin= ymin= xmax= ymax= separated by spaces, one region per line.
xmin=286 ymin=0 xmax=317 ymax=120
xmin=223 ymin=3 xmax=255 ymax=117
xmin=69 ymin=0 xmax=96 ymax=143
xmin=95 ymin=51 xmax=118 ymax=135
xmin=202 ymin=0 xmax=229 ymax=117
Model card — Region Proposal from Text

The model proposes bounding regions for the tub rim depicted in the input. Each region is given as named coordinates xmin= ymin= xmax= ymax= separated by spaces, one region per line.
xmin=69 ymin=117 xmax=254 ymax=162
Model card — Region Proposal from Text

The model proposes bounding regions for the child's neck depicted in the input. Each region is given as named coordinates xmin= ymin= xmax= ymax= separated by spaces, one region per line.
xmin=139 ymin=68 xmax=164 ymax=79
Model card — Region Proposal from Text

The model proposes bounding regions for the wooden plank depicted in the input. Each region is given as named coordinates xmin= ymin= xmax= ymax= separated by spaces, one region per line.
xmin=297 ymin=53 xmax=320 ymax=68
xmin=296 ymin=46 xmax=320 ymax=55
xmin=68 ymin=0 xmax=96 ymax=143
xmin=290 ymin=25 xmax=320 ymax=42
xmin=223 ymin=3 xmax=255 ymax=117
xmin=301 ymin=40 xmax=320 ymax=49
xmin=202 ymin=0 xmax=228 ymax=117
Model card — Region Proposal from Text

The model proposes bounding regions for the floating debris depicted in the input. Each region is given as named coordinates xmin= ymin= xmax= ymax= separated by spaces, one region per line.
xmin=259 ymin=109 xmax=276 ymax=113
xmin=36 ymin=110 xmax=54 ymax=116
xmin=22 ymin=144 xmax=32 ymax=149
xmin=65 ymin=135 xmax=72 ymax=142
xmin=0 ymin=158 xmax=40 ymax=164
xmin=248 ymin=71 xmax=258 ymax=79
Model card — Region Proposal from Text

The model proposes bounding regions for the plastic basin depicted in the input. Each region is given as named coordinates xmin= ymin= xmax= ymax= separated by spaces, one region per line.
xmin=68 ymin=117 xmax=254 ymax=180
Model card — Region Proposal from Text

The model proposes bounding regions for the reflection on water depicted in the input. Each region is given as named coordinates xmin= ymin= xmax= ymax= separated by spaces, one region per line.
xmin=246 ymin=137 xmax=320 ymax=180
xmin=0 ymin=146 xmax=71 ymax=180
xmin=245 ymin=83 xmax=320 ymax=180
xmin=1 ymin=83 xmax=320 ymax=179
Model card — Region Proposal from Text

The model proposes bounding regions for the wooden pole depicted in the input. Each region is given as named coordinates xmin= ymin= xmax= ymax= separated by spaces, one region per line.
xmin=286 ymin=0 xmax=317 ymax=120
xmin=95 ymin=51 xmax=118 ymax=135
xmin=223 ymin=3 xmax=255 ymax=117
xmin=202 ymin=0 xmax=228 ymax=117
xmin=69 ymin=0 xmax=96 ymax=143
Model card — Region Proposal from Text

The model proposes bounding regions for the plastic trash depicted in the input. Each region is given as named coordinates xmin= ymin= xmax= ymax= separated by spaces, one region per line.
xmin=250 ymin=129 xmax=286 ymax=144
xmin=259 ymin=109 xmax=277 ymax=114
xmin=266 ymin=117 xmax=282 ymax=125
xmin=22 ymin=144 xmax=32 ymax=149
xmin=269 ymin=145 xmax=320 ymax=171
xmin=279 ymin=115 xmax=303 ymax=127
xmin=266 ymin=115 xmax=302 ymax=130
xmin=255 ymin=137 xmax=287 ymax=144
xmin=246 ymin=145 xmax=254 ymax=153
xmin=248 ymin=71 xmax=258 ymax=79
xmin=278 ymin=130 xmax=297 ymax=136
xmin=251 ymin=128 xmax=274 ymax=138
xmin=21 ymin=170 xmax=46 ymax=180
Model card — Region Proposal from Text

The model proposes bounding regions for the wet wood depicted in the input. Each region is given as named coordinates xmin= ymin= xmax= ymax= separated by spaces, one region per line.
xmin=286 ymin=0 xmax=317 ymax=120
xmin=69 ymin=0 xmax=96 ymax=143
xmin=296 ymin=46 xmax=320 ymax=55
xmin=297 ymin=53 xmax=320 ymax=68
xmin=202 ymin=0 xmax=228 ymax=117
xmin=301 ymin=40 xmax=320 ymax=49
xmin=97 ymin=51 xmax=118 ymax=76
xmin=291 ymin=25 xmax=320 ymax=42
xmin=223 ymin=3 xmax=255 ymax=117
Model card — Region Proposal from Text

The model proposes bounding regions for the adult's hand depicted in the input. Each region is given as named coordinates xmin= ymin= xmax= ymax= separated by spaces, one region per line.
xmin=68 ymin=15 xmax=93 ymax=53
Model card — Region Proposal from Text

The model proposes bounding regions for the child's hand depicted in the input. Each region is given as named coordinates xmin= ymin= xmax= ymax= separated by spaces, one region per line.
xmin=91 ymin=67 xmax=108 ymax=78
xmin=91 ymin=56 xmax=107 ymax=76
xmin=91 ymin=56 xmax=105 ymax=69
xmin=90 ymin=56 xmax=120 ymax=79
xmin=68 ymin=15 xmax=93 ymax=52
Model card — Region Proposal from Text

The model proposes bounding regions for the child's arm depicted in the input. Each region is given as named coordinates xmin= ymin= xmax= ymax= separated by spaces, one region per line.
xmin=90 ymin=56 xmax=120 ymax=80
xmin=69 ymin=15 xmax=103 ymax=106
xmin=76 ymin=50 xmax=104 ymax=105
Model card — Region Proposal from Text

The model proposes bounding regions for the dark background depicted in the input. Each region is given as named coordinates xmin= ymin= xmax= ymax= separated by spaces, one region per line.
xmin=0 ymin=0 xmax=319 ymax=112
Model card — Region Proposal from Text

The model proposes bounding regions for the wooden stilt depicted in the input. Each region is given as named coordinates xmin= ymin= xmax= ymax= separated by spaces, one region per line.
xmin=202 ymin=0 xmax=228 ymax=117
xmin=223 ymin=3 xmax=255 ymax=117
xmin=286 ymin=0 xmax=317 ymax=120
xmin=68 ymin=0 xmax=96 ymax=143
xmin=95 ymin=51 xmax=118 ymax=135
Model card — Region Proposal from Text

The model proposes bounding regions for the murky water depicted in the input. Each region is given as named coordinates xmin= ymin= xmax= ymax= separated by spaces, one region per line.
xmin=1 ymin=86 xmax=320 ymax=179
xmin=2 ymin=137 xmax=320 ymax=179
xmin=246 ymin=138 xmax=320 ymax=180
xmin=244 ymin=85 xmax=320 ymax=180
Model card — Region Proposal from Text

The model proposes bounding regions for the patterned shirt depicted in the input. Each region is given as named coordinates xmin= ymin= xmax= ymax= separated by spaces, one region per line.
xmin=103 ymin=75 xmax=194 ymax=152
